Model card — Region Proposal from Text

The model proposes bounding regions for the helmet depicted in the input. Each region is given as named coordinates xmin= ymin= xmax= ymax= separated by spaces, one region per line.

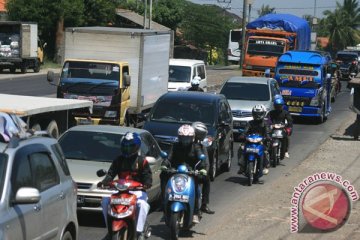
xmin=192 ymin=121 xmax=208 ymax=141
xmin=265 ymin=68 xmax=271 ymax=78
xmin=274 ymin=96 xmax=285 ymax=111
xmin=252 ymin=104 xmax=267 ymax=121
xmin=178 ymin=124 xmax=195 ymax=146
xmin=120 ymin=132 xmax=141 ymax=158
xmin=191 ymin=76 xmax=201 ymax=87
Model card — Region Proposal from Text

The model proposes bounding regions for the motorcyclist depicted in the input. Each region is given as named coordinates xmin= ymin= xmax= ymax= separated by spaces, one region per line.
xmin=160 ymin=124 xmax=208 ymax=224
xmin=188 ymin=76 xmax=204 ymax=92
xmin=237 ymin=104 xmax=271 ymax=184
xmin=97 ymin=132 xmax=152 ymax=240
xmin=268 ymin=96 xmax=293 ymax=159
xmin=191 ymin=121 xmax=215 ymax=215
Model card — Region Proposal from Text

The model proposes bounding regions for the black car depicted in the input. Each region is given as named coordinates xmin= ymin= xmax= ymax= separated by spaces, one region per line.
xmin=336 ymin=51 xmax=359 ymax=80
xmin=143 ymin=91 xmax=234 ymax=181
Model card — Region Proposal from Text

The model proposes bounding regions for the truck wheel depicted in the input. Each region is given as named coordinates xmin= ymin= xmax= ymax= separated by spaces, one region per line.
xmin=33 ymin=59 xmax=40 ymax=73
xmin=21 ymin=65 xmax=27 ymax=74
xmin=47 ymin=120 xmax=59 ymax=138
xmin=10 ymin=67 xmax=16 ymax=73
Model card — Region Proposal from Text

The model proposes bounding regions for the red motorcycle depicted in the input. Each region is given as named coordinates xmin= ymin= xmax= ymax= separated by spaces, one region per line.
xmin=97 ymin=170 xmax=151 ymax=240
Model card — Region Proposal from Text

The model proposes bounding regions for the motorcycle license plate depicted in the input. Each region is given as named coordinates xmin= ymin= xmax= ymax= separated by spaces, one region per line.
xmin=168 ymin=194 xmax=189 ymax=203
xmin=272 ymin=130 xmax=283 ymax=138
xmin=246 ymin=147 xmax=259 ymax=153
xmin=288 ymin=106 xmax=302 ymax=113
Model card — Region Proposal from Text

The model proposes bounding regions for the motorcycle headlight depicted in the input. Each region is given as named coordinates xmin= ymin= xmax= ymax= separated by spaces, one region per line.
xmin=172 ymin=175 xmax=188 ymax=193
xmin=104 ymin=111 xmax=117 ymax=118
xmin=108 ymin=205 xmax=134 ymax=218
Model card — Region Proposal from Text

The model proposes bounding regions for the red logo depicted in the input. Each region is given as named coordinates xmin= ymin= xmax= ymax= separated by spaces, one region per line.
xmin=301 ymin=183 xmax=350 ymax=231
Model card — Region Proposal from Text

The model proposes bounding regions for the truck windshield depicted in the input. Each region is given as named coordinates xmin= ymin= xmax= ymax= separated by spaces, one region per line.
xmin=61 ymin=61 xmax=120 ymax=81
xmin=247 ymin=38 xmax=285 ymax=57
xmin=277 ymin=64 xmax=321 ymax=89
xmin=150 ymin=100 xmax=215 ymax=125
xmin=0 ymin=153 xmax=8 ymax=200
xmin=220 ymin=82 xmax=270 ymax=101
xmin=336 ymin=53 xmax=357 ymax=62
xmin=169 ymin=66 xmax=191 ymax=82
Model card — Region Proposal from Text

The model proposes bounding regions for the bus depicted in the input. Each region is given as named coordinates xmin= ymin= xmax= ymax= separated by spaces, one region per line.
xmin=227 ymin=28 xmax=242 ymax=64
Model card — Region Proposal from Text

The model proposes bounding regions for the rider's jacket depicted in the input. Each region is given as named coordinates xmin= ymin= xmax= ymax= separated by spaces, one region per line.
xmin=268 ymin=109 xmax=293 ymax=127
xmin=243 ymin=119 xmax=271 ymax=139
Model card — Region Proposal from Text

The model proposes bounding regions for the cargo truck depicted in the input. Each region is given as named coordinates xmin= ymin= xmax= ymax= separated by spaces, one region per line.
xmin=0 ymin=21 xmax=43 ymax=73
xmin=0 ymin=93 xmax=93 ymax=138
xmin=243 ymin=14 xmax=311 ymax=77
xmin=47 ymin=27 xmax=171 ymax=128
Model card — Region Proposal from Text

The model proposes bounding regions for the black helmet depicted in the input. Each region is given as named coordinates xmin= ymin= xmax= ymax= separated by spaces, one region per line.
xmin=192 ymin=121 xmax=208 ymax=141
xmin=252 ymin=104 xmax=266 ymax=121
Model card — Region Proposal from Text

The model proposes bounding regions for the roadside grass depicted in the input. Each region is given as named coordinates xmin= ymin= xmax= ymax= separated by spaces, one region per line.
xmin=42 ymin=58 xmax=61 ymax=70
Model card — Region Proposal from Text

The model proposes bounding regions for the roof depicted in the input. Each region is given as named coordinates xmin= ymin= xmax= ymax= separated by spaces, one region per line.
xmin=170 ymin=58 xmax=205 ymax=66
xmin=64 ymin=124 xmax=149 ymax=135
xmin=116 ymin=8 xmax=170 ymax=31
xmin=225 ymin=76 xmax=271 ymax=85
xmin=65 ymin=26 xmax=171 ymax=35
xmin=278 ymin=50 xmax=330 ymax=65
xmin=159 ymin=91 xmax=224 ymax=103
xmin=0 ymin=94 xmax=93 ymax=116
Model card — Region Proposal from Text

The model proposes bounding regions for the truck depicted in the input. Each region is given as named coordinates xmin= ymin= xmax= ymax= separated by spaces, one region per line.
xmin=0 ymin=93 xmax=93 ymax=138
xmin=274 ymin=50 xmax=333 ymax=123
xmin=47 ymin=27 xmax=171 ymax=128
xmin=0 ymin=21 xmax=44 ymax=73
xmin=242 ymin=14 xmax=311 ymax=77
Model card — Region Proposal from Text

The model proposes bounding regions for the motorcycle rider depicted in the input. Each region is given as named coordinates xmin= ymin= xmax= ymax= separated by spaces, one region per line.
xmin=97 ymin=132 xmax=152 ymax=240
xmin=160 ymin=124 xmax=208 ymax=224
xmin=188 ymin=76 xmax=204 ymax=92
xmin=268 ymin=96 xmax=293 ymax=159
xmin=237 ymin=104 xmax=271 ymax=184
xmin=191 ymin=121 xmax=215 ymax=215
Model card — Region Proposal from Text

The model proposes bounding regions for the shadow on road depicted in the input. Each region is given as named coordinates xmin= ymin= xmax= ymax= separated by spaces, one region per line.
xmin=78 ymin=211 xmax=106 ymax=228
xmin=225 ymin=176 xmax=252 ymax=186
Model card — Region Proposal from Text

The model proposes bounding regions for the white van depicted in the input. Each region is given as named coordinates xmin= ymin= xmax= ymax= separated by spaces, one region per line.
xmin=168 ymin=58 xmax=207 ymax=91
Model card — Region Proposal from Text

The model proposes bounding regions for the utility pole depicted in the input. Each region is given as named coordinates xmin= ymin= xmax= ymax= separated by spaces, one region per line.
xmin=239 ymin=0 xmax=248 ymax=71
xmin=148 ymin=0 xmax=152 ymax=29
xmin=143 ymin=0 xmax=147 ymax=29
xmin=248 ymin=3 xmax=252 ymax=23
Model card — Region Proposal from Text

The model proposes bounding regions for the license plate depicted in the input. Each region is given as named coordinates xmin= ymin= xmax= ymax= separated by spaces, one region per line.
xmin=168 ymin=194 xmax=189 ymax=203
xmin=288 ymin=106 xmax=302 ymax=113
xmin=246 ymin=147 xmax=258 ymax=153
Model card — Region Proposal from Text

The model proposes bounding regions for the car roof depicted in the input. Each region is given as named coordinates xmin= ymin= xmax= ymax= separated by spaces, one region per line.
xmin=159 ymin=91 xmax=224 ymax=102
xmin=169 ymin=58 xmax=205 ymax=66
xmin=224 ymin=76 xmax=271 ymax=85
xmin=63 ymin=125 xmax=150 ymax=135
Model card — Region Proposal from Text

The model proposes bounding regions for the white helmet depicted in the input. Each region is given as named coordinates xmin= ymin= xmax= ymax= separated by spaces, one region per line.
xmin=178 ymin=124 xmax=195 ymax=146
xmin=192 ymin=121 xmax=208 ymax=141
xmin=252 ymin=104 xmax=266 ymax=120
xmin=191 ymin=76 xmax=201 ymax=86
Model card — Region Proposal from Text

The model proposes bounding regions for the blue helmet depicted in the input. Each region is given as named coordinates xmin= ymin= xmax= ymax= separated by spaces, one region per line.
xmin=120 ymin=132 xmax=141 ymax=158
xmin=274 ymin=96 xmax=285 ymax=106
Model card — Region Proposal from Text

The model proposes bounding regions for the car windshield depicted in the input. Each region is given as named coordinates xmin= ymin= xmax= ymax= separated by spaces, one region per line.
xmin=150 ymin=99 xmax=216 ymax=125
xmin=336 ymin=53 xmax=357 ymax=62
xmin=0 ymin=153 xmax=8 ymax=200
xmin=220 ymin=82 xmax=270 ymax=101
xmin=168 ymin=66 xmax=192 ymax=82
xmin=61 ymin=61 xmax=120 ymax=81
xmin=59 ymin=131 xmax=123 ymax=162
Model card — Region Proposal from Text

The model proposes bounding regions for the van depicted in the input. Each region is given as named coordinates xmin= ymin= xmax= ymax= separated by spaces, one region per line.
xmin=168 ymin=58 xmax=207 ymax=91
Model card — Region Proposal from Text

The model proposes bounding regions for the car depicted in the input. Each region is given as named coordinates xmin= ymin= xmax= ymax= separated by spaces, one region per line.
xmin=58 ymin=125 xmax=163 ymax=211
xmin=168 ymin=58 xmax=207 ymax=91
xmin=336 ymin=51 xmax=359 ymax=80
xmin=0 ymin=118 xmax=78 ymax=240
xmin=143 ymin=91 xmax=234 ymax=181
xmin=219 ymin=76 xmax=281 ymax=141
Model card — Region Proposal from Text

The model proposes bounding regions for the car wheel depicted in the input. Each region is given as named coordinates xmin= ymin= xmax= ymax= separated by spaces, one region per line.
xmin=222 ymin=145 xmax=232 ymax=172
xmin=62 ymin=231 xmax=73 ymax=240
xmin=209 ymin=150 xmax=218 ymax=181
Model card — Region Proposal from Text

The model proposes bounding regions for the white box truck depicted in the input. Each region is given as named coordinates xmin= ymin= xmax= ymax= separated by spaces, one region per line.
xmin=0 ymin=21 xmax=43 ymax=73
xmin=47 ymin=27 xmax=171 ymax=127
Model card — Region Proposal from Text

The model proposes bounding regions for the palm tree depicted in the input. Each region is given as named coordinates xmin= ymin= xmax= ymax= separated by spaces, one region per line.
xmin=257 ymin=4 xmax=275 ymax=17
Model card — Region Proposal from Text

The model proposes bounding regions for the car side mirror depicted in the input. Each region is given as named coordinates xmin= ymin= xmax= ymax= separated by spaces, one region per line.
xmin=96 ymin=169 xmax=107 ymax=177
xmin=13 ymin=187 xmax=40 ymax=204
xmin=124 ymin=74 xmax=131 ymax=87
xmin=145 ymin=156 xmax=157 ymax=165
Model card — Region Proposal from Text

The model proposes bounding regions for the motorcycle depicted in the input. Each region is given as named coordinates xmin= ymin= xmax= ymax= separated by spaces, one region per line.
xmin=243 ymin=134 xmax=264 ymax=186
xmin=96 ymin=170 xmax=152 ymax=240
xmin=162 ymin=153 xmax=206 ymax=240
xmin=270 ymin=123 xmax=286 ymax=167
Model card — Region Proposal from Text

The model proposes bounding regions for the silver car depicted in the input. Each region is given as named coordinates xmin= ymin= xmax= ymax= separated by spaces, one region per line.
xmin=0 ymin=134 xmax=78 ymax=240
xmin=58 ymin=125 xmax=163 ymax=211
xmin=219 ymin=76 xmax=281 ymax=141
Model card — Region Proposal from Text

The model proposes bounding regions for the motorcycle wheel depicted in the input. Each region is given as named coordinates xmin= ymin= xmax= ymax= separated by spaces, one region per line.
xmin=271 ymin=147 xmax=277 ymax=168
xmin=276 ymin=144 xmax=281 ymax=165
xmin=170 ymin=212 xmax=182 ymax=240
xmin=112 ymin=228 xmax=128 ymax=240
xmin=248 ymin=161 xmax=254 ymax=186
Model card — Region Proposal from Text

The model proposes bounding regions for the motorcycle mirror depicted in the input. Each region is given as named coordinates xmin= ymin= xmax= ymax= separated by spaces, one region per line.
xmin=199 ymin=154 xmax=206 ymax=161
xmin=96 ymin=169 xmax=107 ymax=177
xmin=160 ymin=151 xmax=168 ymax=159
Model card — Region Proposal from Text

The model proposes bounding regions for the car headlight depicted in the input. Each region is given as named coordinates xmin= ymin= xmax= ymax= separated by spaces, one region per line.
xmin=172 ymin=175 xmax=188 ymax=193
xmin=309 ymin=95 xmax=320 ymax=106
xmin=201 ymin=136 xmax=213 ymax=147
xmin=104 ymin=110 xmax=117 ymax=118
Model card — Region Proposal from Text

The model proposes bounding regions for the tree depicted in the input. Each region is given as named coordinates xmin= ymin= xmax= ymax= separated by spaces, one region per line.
xmin=257 ymin=4 xmax=276 ymax=17
xmin=83 ymin=0 xmax=117 ymax=26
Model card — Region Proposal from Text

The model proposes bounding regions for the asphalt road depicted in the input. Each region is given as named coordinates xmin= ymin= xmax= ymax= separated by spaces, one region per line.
xmin=0 ymin=69 xmax=353 ymax=239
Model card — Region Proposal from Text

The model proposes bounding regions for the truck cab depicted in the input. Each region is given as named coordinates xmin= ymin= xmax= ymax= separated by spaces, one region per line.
xmin=48 ymin=59 xmax=131 ymax=126
xmin=274 ymin=51 xmax=332 ymax=123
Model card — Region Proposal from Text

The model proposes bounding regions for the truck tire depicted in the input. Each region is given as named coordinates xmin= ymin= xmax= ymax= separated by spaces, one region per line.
xmin=33 ymin=59 xmax=40 ymax=73
xmin=47 ymin=120 xmax=59 ymax=138
xmin=21 ymin=64 xmax=27 ymax=74
xmin=10 ymin=67 xmax=16 ymax=73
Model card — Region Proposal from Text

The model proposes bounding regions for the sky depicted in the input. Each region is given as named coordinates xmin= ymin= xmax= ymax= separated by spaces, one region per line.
xmin=190 ymin=0 xmax=339 ymax=20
